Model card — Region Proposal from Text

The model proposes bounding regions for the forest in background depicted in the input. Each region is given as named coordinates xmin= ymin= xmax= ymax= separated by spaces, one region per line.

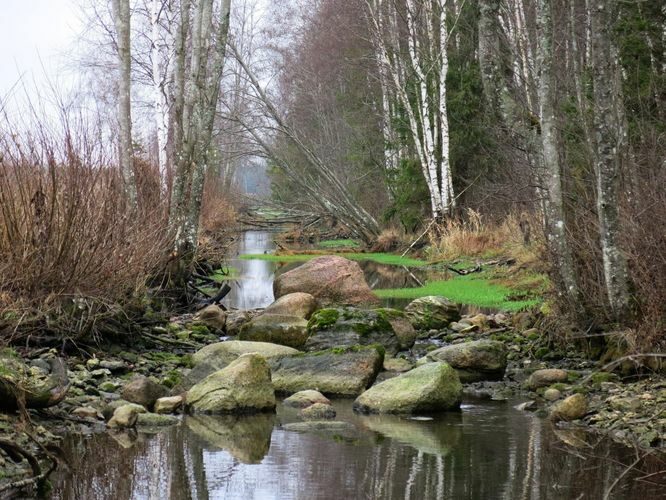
xmin=0 ymin=0 xmax=663 ymax=353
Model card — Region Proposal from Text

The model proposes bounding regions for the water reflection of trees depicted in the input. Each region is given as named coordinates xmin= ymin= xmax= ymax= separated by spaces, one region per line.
xmin=51 ymin=406 xmax=664 ymax=500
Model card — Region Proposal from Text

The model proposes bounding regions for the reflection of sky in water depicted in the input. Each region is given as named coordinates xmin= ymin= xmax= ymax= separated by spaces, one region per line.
xmin=52 ymin=400 xmax=665 ymax=500
xmin=225 ymin=231 xmax=277 ymax=309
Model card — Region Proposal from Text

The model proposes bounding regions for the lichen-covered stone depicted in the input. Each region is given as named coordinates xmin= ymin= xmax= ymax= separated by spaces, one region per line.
xmin=404 ymin=296 xmax=460 ymax=330
xmin=305 ymin=307 xmax=402 ymax=355
xmin=525 ymin=369 xmax=568 ymax=390
xmin=186 ymin=354 xmax=276 ymax=414
xmin=238 ymin=314 xmax=309 ymax=348
xmin=136 ymin=412 xmax=180 ymax=427
xmin=424 ymin=340 xmax=507 ymax=382
xmin=353 ymin=362 xmax=462 ymax=414
xmin=550 ymin=393 xmax=588 ymax=422
xmin=270 ymin=345 xmax=384 ymax=397
xmin=283 ymin=390 xmax=331 ymax=408
xmin=185 ymin=341 xmax=299 ymax=389
xmin=108 ymin=404 xmax=145 ymax=429
xmin=0 ymin=353 xmax=69 ymax=409
xmin=154 ymin=395 xmax=184 ymax=414
xmin=299 ymin=403 xmax=336 ymax=420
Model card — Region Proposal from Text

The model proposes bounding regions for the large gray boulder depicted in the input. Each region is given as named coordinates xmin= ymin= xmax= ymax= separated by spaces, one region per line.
xmin=238 ymin=314 xmax=309 ymax=348
xmin=305 ymin=307 xmax=403 ymax=355
xmin=353 ymin=362 xmax=462 ymax=414
xmin=270 ymin=345 xmax=384 ymax=397
xmin=423 ymin=339 xmax=507 ymax=382
xmin=273 ymin=255 xmax=378 ymax=306
xmin=186 ymin=353 xmax=276 ymax=414
xmin=404 ymin=296 xmax=460 ymax=330
xmin=263 ymin=293 xmax=318 ymax=319
xmin=185 ymin=340 xmax=299 ymax=389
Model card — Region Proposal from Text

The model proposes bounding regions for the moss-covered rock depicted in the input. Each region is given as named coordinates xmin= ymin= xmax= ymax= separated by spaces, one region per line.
xmin=270 ymin=345 xmax=384 ymax=397
xmin=550 ymin=393 xmax=588 ymax=422
xmin=305 ymin=307 xmax=402 ymax=354
xmin=525 ymin=369 xmax=568 ymax=390
xmin=0 ymin=353 xmax=69 ymax=410
xmin=283 ymin=390 xmax=331 ymax=408
xmin=136 ymin=412 xmax=180 ymax=427
xmin=186 ymin=354 xmax=276 ymax=414
xmin=299 ymin=403 xmax=336 ymax=420
xmin=184 ymin=340 xmax=299 ymax=390
xmin=238 ymin=314 xmax=309 ymax=348
xmin=404 ymin=296 xmax=461 ymax=330
xmin=424 ymin=340 xmax=507 ymax=382
xmin=353 ymin=362 xmax=462 ymax=414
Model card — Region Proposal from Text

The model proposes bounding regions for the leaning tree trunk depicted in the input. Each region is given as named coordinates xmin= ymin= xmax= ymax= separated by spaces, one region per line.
xmin=536 ymin=0 xmax=580 ymax=308
xmin=111 ymin=0 xmax=136 ymax=203
xmin=590 ymin=0 xmax=631 ymax=318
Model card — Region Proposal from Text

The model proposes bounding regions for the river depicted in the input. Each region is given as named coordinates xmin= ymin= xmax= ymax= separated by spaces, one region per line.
xmin=50 ymin=231 xmax=663 ymax=499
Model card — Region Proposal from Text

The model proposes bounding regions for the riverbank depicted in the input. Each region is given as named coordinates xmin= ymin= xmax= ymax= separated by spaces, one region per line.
xmin=0 ymin=231 xmax=664 ymax=497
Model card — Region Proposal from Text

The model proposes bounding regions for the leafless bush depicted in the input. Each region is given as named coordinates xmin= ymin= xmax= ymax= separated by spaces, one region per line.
xmin=0 ymin=107 xmax=170 ymax=342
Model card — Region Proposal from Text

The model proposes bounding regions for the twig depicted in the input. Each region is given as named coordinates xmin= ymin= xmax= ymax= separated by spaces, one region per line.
xmin=401 ymin=218 xmax=436 ymax=257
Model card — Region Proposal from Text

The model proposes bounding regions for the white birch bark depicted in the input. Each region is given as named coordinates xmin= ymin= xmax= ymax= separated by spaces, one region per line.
xmin=590 ymin=0 xmax=631 ymax=317
xmin=537 ymin=0 xmax=580 ymax=305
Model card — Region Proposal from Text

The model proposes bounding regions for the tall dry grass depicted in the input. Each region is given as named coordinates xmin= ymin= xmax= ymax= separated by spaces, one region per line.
xmin=427 ymin=209 xmax=542 ymax=264
xmin=0 ymin=107 xmax=171 ymax=343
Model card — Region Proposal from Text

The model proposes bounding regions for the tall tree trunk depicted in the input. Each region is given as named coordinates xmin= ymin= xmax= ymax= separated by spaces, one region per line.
xmin=590 ymin=0 xmax=631 ymax=318
xmin=537 ymin=0 xmax=580 ymax=307
xmin=111 ymin=0 xmax=136 ymax=202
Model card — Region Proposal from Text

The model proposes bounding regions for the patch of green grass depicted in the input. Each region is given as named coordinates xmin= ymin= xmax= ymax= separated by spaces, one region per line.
xmin=240 ymin=252 xmax=426 ymax=267
xmin=209 ymin=266 xmax=240 ymax=282
xmin=317 ymin=239 xmax=361 ymax=249
xmin=374 ymin=274 xmax=539 ymax=311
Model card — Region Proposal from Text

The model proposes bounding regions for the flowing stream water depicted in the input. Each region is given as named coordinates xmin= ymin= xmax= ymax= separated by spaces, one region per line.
xmin=51 ymin=231 xmax=663 ymax=499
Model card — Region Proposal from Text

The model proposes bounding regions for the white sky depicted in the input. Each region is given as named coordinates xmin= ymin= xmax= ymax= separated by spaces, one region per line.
xmin=0 ymin=0 xmax=82 ymax=100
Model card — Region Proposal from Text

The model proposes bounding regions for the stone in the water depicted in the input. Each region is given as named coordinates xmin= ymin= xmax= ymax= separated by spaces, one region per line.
xmin=404 ymin=296 xmax=460 ymax=330
xmin=543 ymin=388 xmax=562 ymax=401
xmin=299 ymin=403 xmax=336 ymax=420
xmin=283 ymin=390 xmax=331 ymax=408
xmin=263 ymin=292 xmax=318 ymax=319
xmin=136 ymin=412 xmax=180 ymax=427
xmin=121 ymin=375 xmax=167 ymax=410
xmin=525 ymin=369 xmax=568 ymax=390
xmin=186 ymin=340 xmax=298 ymax=389
xmin=424 ymin=340 xmax=507 ymax=382
xmin=72 ymin=406 xmax=102 ymax=420
xmin=238 ymin=314 xmax=309 ymax=348
xmin=193 ymin=304 xmax=227 ymax=331
xmin=186 ymin=353 xmax=276 ymax=414
xmin=353 ymin=362 xmax=462 ymax=414
xmin=154 ymin=395 xmax=184 ymax=414
xmin=270 ymin=345 xmax=384 ymax=397
xmin=305 ymin=307 xmax=401 ymax=354
xmin=273 ymin=255 xmax=378 ymax=306
xmin=550 ymin=393 xmax=588 ymax=422
xmin=108 ymin=404 xmax=144 ymax=429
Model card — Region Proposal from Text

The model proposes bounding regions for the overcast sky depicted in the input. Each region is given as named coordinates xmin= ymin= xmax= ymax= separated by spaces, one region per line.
xmin=0 ymin=0 xmax=82 ymax=100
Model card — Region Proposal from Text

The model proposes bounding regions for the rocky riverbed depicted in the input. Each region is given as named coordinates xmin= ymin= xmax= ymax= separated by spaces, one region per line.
xmin=0 ymin=256 xmax=664 ymax=496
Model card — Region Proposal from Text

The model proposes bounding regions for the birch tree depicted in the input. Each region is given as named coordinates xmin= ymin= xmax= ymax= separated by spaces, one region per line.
xmin=365 ymin=0 xmax=455 ymax=219
xmin=169 ymin=0 xmax=233 ymax=260
xmin=536 ymin=0 xmax=580 ymax=306
xmin=111 ymin=0 xmax=136 ymax=201
xmin=590 ymin=0 xmax=631 ymax=317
